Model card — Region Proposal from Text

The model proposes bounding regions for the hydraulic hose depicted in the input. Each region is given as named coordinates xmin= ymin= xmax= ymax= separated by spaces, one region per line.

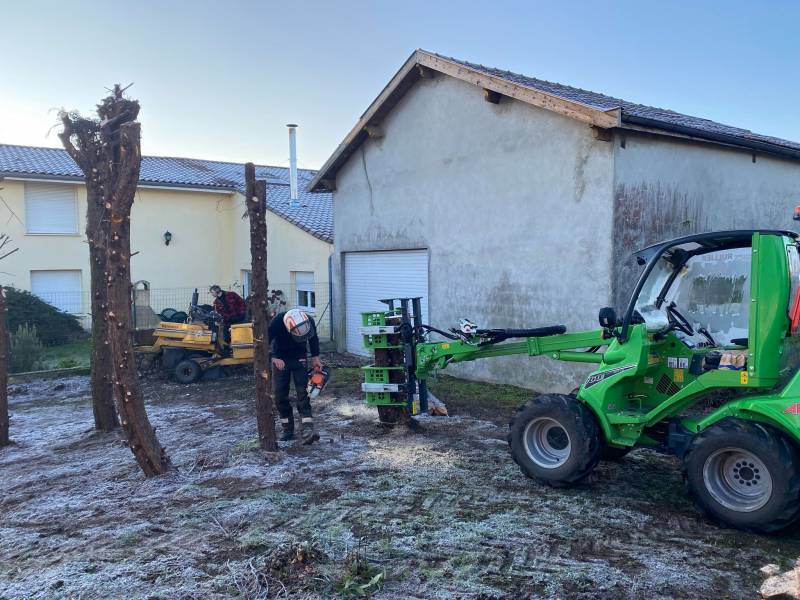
xmin=420 ymin=325 xmax=460 ymax=340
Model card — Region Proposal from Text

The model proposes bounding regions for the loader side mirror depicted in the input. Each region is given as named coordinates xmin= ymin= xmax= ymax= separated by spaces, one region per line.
xmin=599 ymin=307 xmax=618 ymax=329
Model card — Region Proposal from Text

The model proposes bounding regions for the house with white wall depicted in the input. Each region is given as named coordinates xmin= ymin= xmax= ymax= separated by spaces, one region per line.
xmin=0 ymin=143 xmax=333 ymax=335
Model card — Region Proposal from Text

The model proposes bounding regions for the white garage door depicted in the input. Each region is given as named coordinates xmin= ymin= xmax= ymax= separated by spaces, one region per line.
xmin=30 ymin=270 xmax=83 ymax=314
xmin=344 ymin=250 xmax=429 ymax=356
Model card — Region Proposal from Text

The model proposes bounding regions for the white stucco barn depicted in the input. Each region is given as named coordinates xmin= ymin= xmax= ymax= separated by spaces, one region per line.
xmin=310 ymin=50 xmax=800 ymax=390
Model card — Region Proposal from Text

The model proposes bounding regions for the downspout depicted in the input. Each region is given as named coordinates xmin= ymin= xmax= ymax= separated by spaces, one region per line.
xmin=328 ymin=253 xmax=334 ymax=342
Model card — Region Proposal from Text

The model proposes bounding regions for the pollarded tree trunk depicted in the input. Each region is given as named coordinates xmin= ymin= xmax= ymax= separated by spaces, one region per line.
xmin=0 ymin=286 xmax=9 ymax=447
xmin=59 ymin=114 xmax=117 ymax=432
xmin=245 ymin=163 xmax=277 ymax=451
xmin=61 ymin=86 xmax=170 ymax=476
xmin=87 ymin=191 xmax=117 ymax=431
xmin=104 ymin=105 xmax=171 ymax=476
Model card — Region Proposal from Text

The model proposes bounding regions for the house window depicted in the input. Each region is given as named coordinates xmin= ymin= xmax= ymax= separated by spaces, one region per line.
xmin=30 ymin=270 xmax=83 ymax=314
xmin=294 ymin=271 xmax=315 ymax=311
xmin=25 ymin=183 xmax=78 ymax=234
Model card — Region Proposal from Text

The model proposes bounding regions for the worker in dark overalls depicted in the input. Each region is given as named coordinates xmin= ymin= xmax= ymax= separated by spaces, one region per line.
xmin=268 ymin=308 xmax=323 ymax=444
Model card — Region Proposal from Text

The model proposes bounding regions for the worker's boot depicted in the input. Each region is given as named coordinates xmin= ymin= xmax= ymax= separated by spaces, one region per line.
xmin=301 ymin=422 xmax=320 ymax=445
xmin=279 ymin=425 xmax=295 ymax=442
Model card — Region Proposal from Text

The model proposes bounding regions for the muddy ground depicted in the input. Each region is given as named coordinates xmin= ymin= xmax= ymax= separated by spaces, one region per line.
xmin=2 ymin=354 xmax=800 ymax=599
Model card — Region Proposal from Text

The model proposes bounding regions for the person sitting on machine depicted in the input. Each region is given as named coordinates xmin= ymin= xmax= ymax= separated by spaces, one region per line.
xmin=210 ymin=285 xmax=247 ymax=342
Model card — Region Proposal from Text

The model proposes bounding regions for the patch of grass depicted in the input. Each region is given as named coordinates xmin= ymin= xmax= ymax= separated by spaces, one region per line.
xmin=119 ymin=531 xmax=142 ymax=546
xmin=237 ymin=527 xmax=271 ymax=552
xmin=232 ymin=438 xmax=260 ymax=454
xmin=331 ymin=367 xmax=363 ymax=385
xmin=428 ymin=374 xmax=532 ymax=422
xmin=329 ymin=542 xmax=385 ymax=598
xmin=39 ymin=339 xmax=91 ymax=370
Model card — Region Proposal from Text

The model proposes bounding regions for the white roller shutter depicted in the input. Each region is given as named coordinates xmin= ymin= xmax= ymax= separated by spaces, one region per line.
xmin=25 ymin=183 xmax=78 ymax=234
xmin=30 ymin=270 xmax=83 ymax=314
xmin=295 ymin=271 xmax=315 ymax=289
xmin=344 ymin=250 xmax=429 ymax=355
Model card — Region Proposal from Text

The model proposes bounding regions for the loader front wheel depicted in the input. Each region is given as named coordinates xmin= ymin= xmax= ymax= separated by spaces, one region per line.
xmin=508 ymin=394 xmax=601 ymax=487
xmin=683 ymin=418 xmax=800 ymax=533
xmin=174 ymin=359 xmax=202 ymax=384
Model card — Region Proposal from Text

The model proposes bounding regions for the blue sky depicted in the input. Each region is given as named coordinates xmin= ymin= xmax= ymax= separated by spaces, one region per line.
xmin=1 ymin=0 xmax=798 ymax=170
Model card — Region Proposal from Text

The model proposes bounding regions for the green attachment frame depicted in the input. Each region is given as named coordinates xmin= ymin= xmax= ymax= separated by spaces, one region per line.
xmin=361 ymin=310 xmax=402 ymax=349
xmin=363 ymin=365 xmax=406 ymax=406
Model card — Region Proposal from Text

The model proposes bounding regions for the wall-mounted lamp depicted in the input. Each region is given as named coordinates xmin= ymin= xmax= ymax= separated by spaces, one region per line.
xmin=164 ymin=230 xmax=172 ymax=246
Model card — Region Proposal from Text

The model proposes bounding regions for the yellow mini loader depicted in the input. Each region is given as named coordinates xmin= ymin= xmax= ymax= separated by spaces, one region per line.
xmin=135 ymin=290 xmax=254 ymax=383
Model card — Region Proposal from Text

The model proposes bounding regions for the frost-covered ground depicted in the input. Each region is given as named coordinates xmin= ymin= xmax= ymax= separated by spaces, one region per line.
xmin=2 ymin=361 xmax=800 ymax=599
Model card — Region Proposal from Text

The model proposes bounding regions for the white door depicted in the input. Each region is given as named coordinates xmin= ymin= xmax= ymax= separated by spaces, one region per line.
xmin=30 ymin=270 xmax=83 ymax=314
xmin=344 ymin=250 xmax=429 ymax=355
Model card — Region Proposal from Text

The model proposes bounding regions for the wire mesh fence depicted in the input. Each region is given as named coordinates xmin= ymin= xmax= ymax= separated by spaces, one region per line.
xmin=23 ymin=281 xmax=333 ymax=341
xmin=8 ymin=281 xmax=332 ymax=373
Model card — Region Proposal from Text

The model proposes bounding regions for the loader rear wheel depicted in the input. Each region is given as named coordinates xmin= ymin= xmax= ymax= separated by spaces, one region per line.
xmin=174 ymin=359 xmax=202 ymax=384
xmin=683 ymin=418 xmax=800 ymax=533
xmin=508 ymin=394 xmax=601 ymax=487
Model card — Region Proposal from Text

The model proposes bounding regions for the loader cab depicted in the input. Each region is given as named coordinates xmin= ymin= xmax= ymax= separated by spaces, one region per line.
xmin=621 ymin=230 xmax=800 ymax=387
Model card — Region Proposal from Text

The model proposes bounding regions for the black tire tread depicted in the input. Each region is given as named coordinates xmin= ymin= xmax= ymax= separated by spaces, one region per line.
xmin=174 ymin=359 xmax=202 ymax=384
xmin=683 ymin=418 xmax=800 ymax=533
xmin=507 ymin=393 xmax=601 ymax=487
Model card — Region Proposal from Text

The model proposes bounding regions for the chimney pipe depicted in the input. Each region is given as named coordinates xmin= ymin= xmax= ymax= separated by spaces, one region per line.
xmin=287 ymin=124 xmax=299 ymax=206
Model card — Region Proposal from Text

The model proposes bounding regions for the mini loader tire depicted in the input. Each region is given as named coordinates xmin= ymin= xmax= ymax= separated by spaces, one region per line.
xmin=508 ymin=394 xmax=601 ymax=487
xmin=683 ymin=418 xmax=800 ymax=533
xmin=174 ymin=359 xmax=202 ymax=384
xmin=570 ymin=388 xmax=628 ymax=461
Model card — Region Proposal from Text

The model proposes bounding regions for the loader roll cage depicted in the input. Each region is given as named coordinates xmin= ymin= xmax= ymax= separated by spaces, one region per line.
xmin=620 ymin=229 xmax=799 ymax=343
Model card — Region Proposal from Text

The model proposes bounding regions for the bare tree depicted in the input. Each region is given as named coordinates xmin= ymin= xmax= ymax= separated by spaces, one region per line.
xmin=59 ymin=97 xmax=117 ymax=432
xmin=0 ymin=234 xmax=19 ymax=447
xmin=245 ymin=163 xmax=277 ymax=451
xmin=61 ymin=86 xmax=171 ymax=476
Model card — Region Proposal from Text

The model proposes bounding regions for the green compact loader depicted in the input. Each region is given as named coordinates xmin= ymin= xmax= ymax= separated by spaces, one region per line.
xmin=360 ymin=230 xmax=800 ymax=532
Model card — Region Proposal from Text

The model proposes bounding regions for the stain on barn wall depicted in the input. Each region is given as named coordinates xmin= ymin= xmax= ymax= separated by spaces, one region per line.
xmin=612 ymin=182 xmax=711 ymax=309
xmin=612 ymin=134 xmax=800 ymax=309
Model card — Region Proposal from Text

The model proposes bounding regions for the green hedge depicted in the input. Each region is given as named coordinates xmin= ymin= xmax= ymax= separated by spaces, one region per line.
xmin=6 ymin=287 xmax=87 ymax=346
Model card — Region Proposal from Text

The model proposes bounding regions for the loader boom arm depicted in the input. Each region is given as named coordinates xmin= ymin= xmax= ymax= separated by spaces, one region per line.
xmin=415 ymin=329 xmax=608 ymax=380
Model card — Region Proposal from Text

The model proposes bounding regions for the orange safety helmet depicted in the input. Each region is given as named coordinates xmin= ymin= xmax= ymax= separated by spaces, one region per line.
xmin=283 ymin=308 xmax=314 ymax=342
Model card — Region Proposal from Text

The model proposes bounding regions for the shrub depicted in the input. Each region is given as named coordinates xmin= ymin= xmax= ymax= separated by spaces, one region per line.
xmin=10 ymin=324 xmax=44 ymax=373
xmin=5 ymin=287 xmax=86 ymax=346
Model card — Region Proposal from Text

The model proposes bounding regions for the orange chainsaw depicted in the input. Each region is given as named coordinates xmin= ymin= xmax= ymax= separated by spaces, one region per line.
xmin=307 ymin=368 xmax=330 ymax=398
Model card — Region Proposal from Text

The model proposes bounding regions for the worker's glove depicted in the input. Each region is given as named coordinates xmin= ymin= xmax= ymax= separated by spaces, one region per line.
xmin=311 ymin=356 xmax=323 ymax=372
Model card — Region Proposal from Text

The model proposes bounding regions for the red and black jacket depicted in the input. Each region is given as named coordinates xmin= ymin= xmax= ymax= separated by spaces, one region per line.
xmin=213 ymin=291 xmax=247 ymax=324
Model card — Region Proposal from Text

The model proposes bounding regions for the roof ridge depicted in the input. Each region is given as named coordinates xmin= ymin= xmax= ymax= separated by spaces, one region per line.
xmin=0 ymin=143 xmax=319 ymax=175
xmin=423 ymin=50 xmax=800 ymax=152
xmin=427 ymin=51 xmax=626 ymax=107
